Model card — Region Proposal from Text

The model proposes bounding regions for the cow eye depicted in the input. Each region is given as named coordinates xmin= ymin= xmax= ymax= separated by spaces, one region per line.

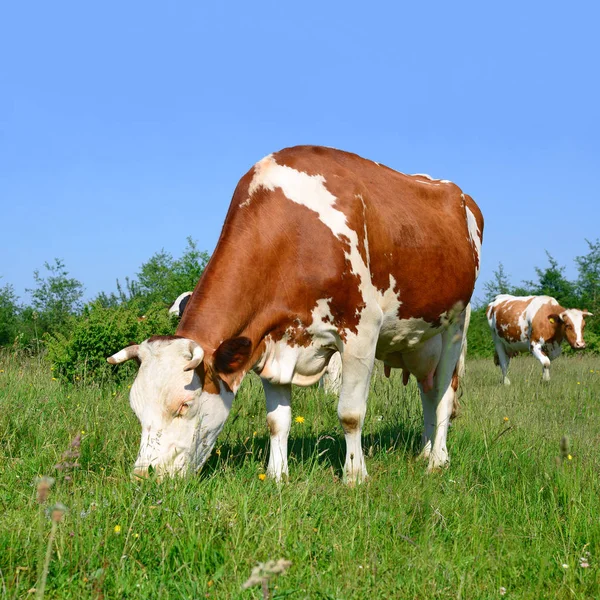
xmin=176 ymin=402 xmax=190 ymax=417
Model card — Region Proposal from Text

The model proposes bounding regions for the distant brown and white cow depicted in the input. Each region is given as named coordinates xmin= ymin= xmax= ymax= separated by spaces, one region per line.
xmin=487 ymin=294 xmax=592 ymax=384
xmin=108 ymin=145 xmax=483 ymax=482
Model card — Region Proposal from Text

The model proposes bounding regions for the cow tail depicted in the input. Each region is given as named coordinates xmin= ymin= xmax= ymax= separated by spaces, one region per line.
xmin=451 ymin=303 xmax=471 ymax=420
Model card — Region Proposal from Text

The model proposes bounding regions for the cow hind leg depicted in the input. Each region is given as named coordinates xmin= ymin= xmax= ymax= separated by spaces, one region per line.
xmin=337 ymin=318 xmax=381 ymax=484
xmin=492 ymin=338 xmax=511 ymax=385
xmin=262 ymin=380 xmax=292 ymax=481
xmin=419 ymin=312 xmax=466 ymax=471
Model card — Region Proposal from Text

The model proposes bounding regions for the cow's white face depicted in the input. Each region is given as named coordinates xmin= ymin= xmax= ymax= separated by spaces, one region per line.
xmin=551 ymin=309 xmax=593 ymax=349
xmin=107 ymin=336 xmax=240 ymax=478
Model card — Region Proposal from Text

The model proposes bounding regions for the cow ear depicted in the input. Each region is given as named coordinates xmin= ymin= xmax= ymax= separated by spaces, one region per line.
xmin=548 ymin=313 xmax=563 ymax=325
xmin=213 ymin=337 xmax=252 ymax=374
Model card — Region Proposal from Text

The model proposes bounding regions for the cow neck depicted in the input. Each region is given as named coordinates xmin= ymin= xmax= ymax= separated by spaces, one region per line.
xmin=175 ymin=226 xmax=281 ymax=374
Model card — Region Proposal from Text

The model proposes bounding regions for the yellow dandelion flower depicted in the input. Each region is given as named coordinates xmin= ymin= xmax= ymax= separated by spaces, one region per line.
xmin=114 ymin=525 xmax=122 ymax=534
xmin=258 ymin=473 xmax=267 ymax=481
xmin=133 ymin=533 xmax=139 ymax=538
xmin=503 ymin=416 xmax=509 ymax=422
xmin=81 ymin=430 xmax=85 ymax=435
xmin=295 ymin=416 xmax=305 ymax=424
xmin=208 ymin=581 xmax=214 ymax=587
xmin=52 ymin=377 xmax=57 ymax=381
xmin=568 ymin=454 xmax=573 ymax=460
xmin=253 ymin=431 xmax=257 ymax=436
xmin=215 ymin=448 xmax=221 ymax=456
xmin=577 ymin=382 xmax=581 ymax=385
xmin=0 ymin=369 xmax=4 ymax=373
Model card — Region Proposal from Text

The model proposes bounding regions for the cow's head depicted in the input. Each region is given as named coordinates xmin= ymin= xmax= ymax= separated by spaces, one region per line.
xmin=548 ymin=309 xmax=593 ymax=349
xmin=107 ymin=335 xmax=251 ymax=478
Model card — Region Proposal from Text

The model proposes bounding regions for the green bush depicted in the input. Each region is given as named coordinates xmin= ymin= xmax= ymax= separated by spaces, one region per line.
xmin=466 ymin=307 xmax=494 ymax=358
xmin=45 ymin=301 xmax=177 ymax=383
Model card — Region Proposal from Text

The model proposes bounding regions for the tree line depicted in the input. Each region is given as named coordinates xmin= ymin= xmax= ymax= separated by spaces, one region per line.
xmin=0 ymin=238 xmax=598 ymax=379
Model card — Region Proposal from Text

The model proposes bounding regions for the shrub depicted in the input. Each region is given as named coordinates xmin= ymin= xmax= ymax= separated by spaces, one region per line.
xmin=45 ymin=301 xmax=177 ymax=383
xmin=466 ymin=307 xmax=494 ymax=359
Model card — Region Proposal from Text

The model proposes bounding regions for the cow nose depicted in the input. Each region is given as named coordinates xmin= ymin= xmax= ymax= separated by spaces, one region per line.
xmin=575 ymin=342 xmax=585 ymax=349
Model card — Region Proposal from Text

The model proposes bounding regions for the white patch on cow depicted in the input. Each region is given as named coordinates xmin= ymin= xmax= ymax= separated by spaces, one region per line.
xmin=412 ymin=173 xmax=452 ymax=184
xmin=247 ymin=155 xmax=350 ymax=240
xmin=464 ymin=204 xmax=482 ymax=276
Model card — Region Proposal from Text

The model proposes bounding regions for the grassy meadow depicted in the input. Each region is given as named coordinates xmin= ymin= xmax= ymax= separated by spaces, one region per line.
xmin=0 ymin=352 xmax=599 ymax=599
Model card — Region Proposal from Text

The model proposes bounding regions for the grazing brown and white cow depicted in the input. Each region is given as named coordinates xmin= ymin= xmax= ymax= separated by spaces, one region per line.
xmin=108 ymin=145 xmax=483 ymax=482
xmin=487 ymin=294 xmax=593 ymax=384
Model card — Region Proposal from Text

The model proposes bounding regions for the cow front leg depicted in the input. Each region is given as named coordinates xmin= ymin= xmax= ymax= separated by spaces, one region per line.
xmin=337 ymin=325 xmax=380 ymax=484
xmin=262 ymin=380 xmax=292 ymax=481
xmin=530 ymin=342 xmax=551 ymax=381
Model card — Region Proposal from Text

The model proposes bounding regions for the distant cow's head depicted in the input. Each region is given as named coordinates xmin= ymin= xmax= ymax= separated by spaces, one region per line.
xmin=548 ymin=309 xmax=593 ymax=349
xmin=107 ymin=335 xmax=251 ymax=478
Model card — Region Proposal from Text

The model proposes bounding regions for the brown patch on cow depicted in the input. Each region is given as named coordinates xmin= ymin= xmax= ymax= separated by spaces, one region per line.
xmin=266 ymin=413 xmax=280 ymax=437
xmin=490 ymin=299 xmax=532 ymax=343
xmin=339 ymin=414 xmax=360 ymax=435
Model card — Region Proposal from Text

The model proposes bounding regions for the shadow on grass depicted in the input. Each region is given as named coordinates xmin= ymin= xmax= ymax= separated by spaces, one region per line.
xmin=200 ymin=420 xmax=423 ymax=480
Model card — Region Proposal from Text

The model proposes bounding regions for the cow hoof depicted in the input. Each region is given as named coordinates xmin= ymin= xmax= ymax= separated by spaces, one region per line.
xmin=344 ymin=471 xmax=369 ymax=486
xmin=427 ymin=449 xmax=449 ymax=472
xmin=502 ymin=378 xmax=511 ymax=386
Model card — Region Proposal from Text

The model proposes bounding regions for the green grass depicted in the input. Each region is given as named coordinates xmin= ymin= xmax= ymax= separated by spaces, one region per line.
xmin=1 ymin=353 xmax=599 ymax=599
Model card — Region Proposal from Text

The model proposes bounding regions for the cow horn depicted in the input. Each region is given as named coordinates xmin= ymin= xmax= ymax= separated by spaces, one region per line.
xmin=183 ymin=341 xmax=204 ymax=372
xmin=107 ymin=344 xmax=140 ymax=364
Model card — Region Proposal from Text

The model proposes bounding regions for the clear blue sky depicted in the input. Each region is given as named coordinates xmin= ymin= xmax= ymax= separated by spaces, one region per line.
xmin=2 ymin=1 xmax=598 ymax=308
